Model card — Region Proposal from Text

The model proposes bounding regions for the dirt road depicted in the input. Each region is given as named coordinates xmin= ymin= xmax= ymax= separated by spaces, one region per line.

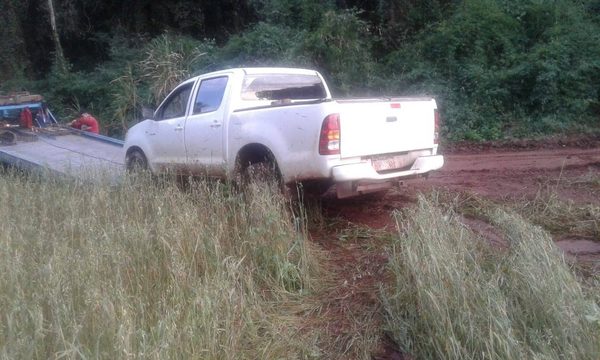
xmin=321 ymin=142 xmax=600 ymax=261
xmin=307 ymin=140 xmax=600 ymax=358
xmin=323 ymin=141 xmax=600 ymax=225
xmin=421 ymin=146 xmax=600 ymax=200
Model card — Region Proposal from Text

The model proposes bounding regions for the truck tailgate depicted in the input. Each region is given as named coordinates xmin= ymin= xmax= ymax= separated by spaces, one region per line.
xmin=336 ymin=98 xmax=436 ymax=159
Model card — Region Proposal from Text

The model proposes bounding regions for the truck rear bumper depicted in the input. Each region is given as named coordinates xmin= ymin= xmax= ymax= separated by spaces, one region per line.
xmin=332 ymin=154 xmax=444 ymax=182
xmin=331 ymin=154 xmax=444 ymax=198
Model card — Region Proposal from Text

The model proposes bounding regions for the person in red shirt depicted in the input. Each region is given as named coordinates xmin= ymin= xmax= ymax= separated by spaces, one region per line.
xmin=20 ymin=107 xmax=33 ymax=129
xmin=70 ymin=111 xmax=99 ymax=134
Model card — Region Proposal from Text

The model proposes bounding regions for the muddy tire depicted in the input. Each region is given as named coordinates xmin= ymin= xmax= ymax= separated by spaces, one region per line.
xmin=126 ymin=149 xmax=149 ymax=173
xmin=236 ymin=158 xmax=295 ymax=197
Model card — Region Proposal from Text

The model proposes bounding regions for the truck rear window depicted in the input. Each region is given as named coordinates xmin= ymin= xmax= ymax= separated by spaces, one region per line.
xmin=241 ymin=74 xmax=326 ymax=101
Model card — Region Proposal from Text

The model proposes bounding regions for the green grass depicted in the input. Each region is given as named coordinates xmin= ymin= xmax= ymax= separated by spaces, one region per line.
xmin=495 ymin=170 xmax=600 ymax=241
xmin=433 ymin=183 xmax=600 ymax=241
xmin=0 ymin=169 xmax=323 ymax=359
xmin=2 ymin=166 xmax=599 ymax=359
xmin=383 ymin=193 xmax=600 ymax=359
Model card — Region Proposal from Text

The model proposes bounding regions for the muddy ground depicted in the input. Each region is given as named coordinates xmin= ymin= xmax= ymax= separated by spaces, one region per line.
xmin=309 ymin=135 xmax=600 ymax=359
xmin=320 ymin=135 xmax=600 ymax=257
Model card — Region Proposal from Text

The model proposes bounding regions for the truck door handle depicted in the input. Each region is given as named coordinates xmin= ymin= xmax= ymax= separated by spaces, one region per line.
xmin=175 ymin=125 xmax=184 ymax=131
xmin=210 ymin=120 xmax=221 ymax=128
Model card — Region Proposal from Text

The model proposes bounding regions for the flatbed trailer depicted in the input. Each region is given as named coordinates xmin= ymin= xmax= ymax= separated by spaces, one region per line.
xmin=0 ymin=126 xmax=125 ymax=180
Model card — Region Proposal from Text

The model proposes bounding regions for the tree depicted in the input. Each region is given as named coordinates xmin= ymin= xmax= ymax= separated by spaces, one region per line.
xmin=0 ymin=0 xmax=28 ymax=84
xmin=47 ymin=0 xmax=67 ymax=72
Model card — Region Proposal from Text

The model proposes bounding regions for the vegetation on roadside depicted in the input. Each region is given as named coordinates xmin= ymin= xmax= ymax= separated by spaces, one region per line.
xmin=1 ymin=168 xmax=599 ymax=358
xmin=0 ymin=170 xmax=323 ymax=358
xmin=517 ymin=190 xmax=600 ymax=240
xmin=2 ymin=0 xmax=600 ymax=139
xmin=383 ymin=194 xmax=600 ymax=359
xmin=438 ymin=173 xmax=600 ymax=240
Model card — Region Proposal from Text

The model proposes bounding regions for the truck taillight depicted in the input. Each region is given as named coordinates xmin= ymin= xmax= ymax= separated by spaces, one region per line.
xmin=319 ymin=113 xmax=340 ymax=155
xmin=434 ymin=109 xmax=440 ymax=145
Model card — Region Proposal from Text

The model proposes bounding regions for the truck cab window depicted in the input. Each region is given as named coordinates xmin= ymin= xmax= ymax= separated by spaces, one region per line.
xmin=241 ymin=74 xmax=326 ymax=101
xmin=157 ymin=84 xmax=192 ymax=120
xmin=193 ymin=76 xmax=228 ymax=114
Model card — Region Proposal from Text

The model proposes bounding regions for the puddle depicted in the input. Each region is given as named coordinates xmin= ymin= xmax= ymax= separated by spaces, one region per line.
xmin=555 ymin=237 xmax=600 ymax=262
xmin=460 ymin=216 xmax=509 ymax=249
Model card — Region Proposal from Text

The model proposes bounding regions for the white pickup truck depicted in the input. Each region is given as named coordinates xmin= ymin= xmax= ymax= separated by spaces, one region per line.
xmin=123 ymin=67 xmax=443 ymax=198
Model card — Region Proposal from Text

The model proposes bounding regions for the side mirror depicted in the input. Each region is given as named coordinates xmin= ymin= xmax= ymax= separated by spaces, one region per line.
xmin=141 ymin=106 xmax=154 ymax=120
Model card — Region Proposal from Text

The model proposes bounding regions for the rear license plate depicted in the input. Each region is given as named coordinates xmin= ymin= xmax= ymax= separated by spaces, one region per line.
xmin=372 ymin=155 xmax=412 ymax=172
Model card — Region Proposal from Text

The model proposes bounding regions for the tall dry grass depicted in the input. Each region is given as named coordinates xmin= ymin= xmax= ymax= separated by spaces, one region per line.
xmin=383 ymin=194 xmax=600 ymax=359
xmin=0 ymin=169 xmax=322 ymax=359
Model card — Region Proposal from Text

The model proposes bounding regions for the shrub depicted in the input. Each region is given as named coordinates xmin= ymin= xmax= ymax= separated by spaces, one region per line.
xmin=220 ymin=22 xmax=307 ymax=67
xmin=301 ymin=9 xmax=377 ymax=95
xmin=383 ymin=194 xmax=600 ymax=359
xmin=140 ymin=33 xmax=216 ymax=103
xmin=381 ymin=0 xmax=600 ymax=140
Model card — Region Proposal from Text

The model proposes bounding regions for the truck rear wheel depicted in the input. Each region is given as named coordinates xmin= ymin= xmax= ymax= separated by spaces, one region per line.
xmin=234 ymin=146 xmax=297 ymax=200
xmin=244 ymin=161 xmax=280 ymax=184
xmin=236 ymin=157 xmax=290 ymax=194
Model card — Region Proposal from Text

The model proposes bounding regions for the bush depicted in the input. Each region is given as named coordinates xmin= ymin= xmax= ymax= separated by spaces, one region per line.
xmin=220 ymin=22 xmax=307 ymax=67
xmin=381 ymin=0 xmax=600 ymax=140
xmin=32 ymin=34 xmax=217 ymax=136
xmin=383 ymin=194 xmax=600 ymax=359
xmin=301 ymin=9 xmax=377 ymax=95
xmin=140 ymin=33 xmax=216 ymax=103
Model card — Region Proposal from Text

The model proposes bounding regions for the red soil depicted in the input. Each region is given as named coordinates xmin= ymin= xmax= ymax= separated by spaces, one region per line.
xmin=310 ymin=137 xmax=600 ymax=358
xmin=321 ymin=139 xmax=600 ymax=231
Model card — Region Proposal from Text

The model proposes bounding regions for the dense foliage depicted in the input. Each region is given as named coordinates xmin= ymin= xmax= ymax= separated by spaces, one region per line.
xmin=2 ymin=0 xmax=599 ymax=139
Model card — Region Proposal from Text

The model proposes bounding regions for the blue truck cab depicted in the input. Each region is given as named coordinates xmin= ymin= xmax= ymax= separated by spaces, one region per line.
xmin=0 ymin=92 xmax=58 ymax=128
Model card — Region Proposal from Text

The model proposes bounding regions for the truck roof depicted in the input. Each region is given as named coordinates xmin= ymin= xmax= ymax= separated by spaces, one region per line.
xmin=242 ymin=67 xmax=320 ymax=75
xmin=191 ymin=67 xmax=320 ymax=80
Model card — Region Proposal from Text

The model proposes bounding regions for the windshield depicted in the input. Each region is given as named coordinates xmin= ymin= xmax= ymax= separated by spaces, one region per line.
xmin=241 ymin=74 xmax=327 ymax=101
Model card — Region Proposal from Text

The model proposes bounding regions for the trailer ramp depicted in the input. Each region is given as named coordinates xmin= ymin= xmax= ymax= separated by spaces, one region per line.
xmin=0 ymin=127 xmax=124 ymax=181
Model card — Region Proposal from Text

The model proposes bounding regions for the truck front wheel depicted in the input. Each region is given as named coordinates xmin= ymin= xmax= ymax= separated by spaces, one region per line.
xmin=126 ymin=149 xmax=149 ymax=173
